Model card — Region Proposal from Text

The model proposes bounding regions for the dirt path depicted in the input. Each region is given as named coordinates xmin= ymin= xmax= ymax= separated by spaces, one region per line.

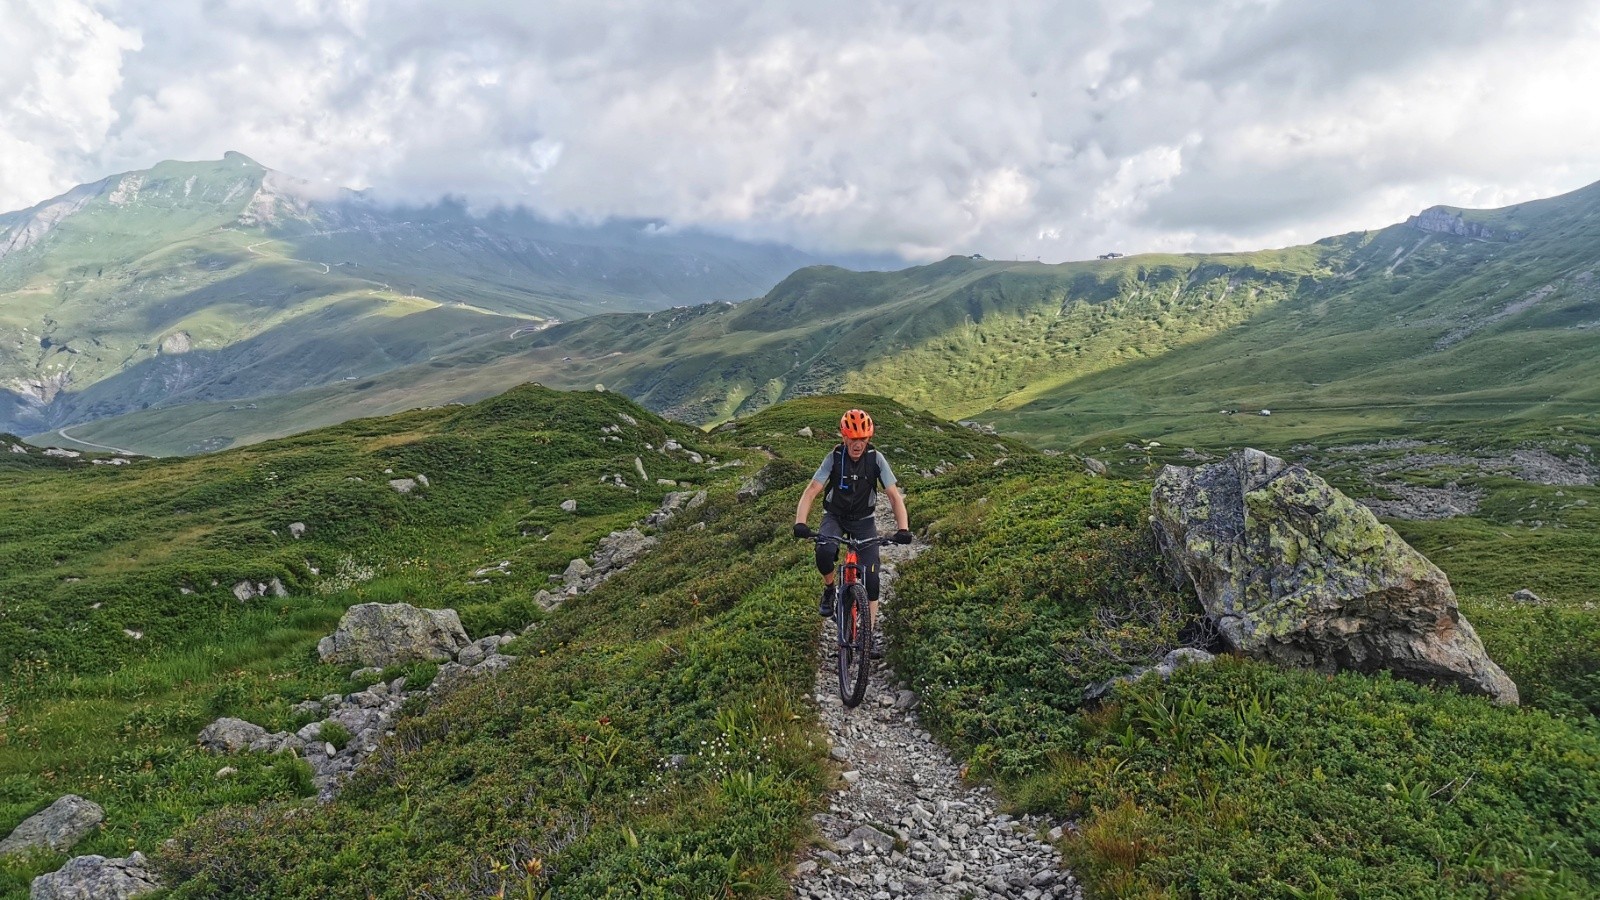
xmin=793 ymin=505 xmax=1079 ymax=900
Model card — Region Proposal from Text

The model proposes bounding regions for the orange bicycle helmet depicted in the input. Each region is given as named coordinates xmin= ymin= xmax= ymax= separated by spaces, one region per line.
xmin=839 ymin=408 xmax=874 ymax=439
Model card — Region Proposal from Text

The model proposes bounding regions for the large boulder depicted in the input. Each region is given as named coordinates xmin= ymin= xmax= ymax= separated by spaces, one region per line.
xmin=0 ymin=796 xmax=104 ymax=856
xmin=316 ymin=603 xmax=469 ymax=667
xmin=1151 ymin=449 xmax=1518 ymax=705
xmin=30 ymin=852 xmax=162 ymax=899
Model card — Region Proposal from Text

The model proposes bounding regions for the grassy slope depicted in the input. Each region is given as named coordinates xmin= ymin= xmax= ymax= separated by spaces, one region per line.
xmin=0 ymin=157 xmax=533 ymax=435
xmin=0 ymin=388 xmax=1019 ymax=897
xmin=2 ymin=155 xmax=826 ymax=438
xmin=0 ymin=385 xmax=732 ymax=894
xmin=992 ymin=182 xmax=1600 ymax=449
xmin=888 ymin=456 xmax=1600 ymax=899
xmin=54 ymin=250 xmax=1322 ymax=455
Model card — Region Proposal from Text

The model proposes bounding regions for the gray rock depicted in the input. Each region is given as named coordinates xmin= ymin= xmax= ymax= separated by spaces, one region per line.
xmin=737 ymin=460 xmax=790 ymax=501
xmin=288 ymin=522 xmax=306 ymax=539
xmin=246 ymin=732 xmax=303 ymax=755
xmin=29 ymin=852 xmax=162 ymax=900
xmin=197 ymin=717 xmax=268 ymax=753
xmin=850 ymin=825 xmax=897 ymax=854
xmin=1510 ymin=588 xmax=1543 ymax=604
xmin=562 ymin=558 xmax=592 ymax=589
xmin=560 ymin=499 xmax=578 ymax=512
xmin=0 ymin=796 xmax=104 ymax=856
xmin=429 ymin=654 xmax=516 ymax=696
xmin=1151 ymin=448 xmax=1518 ymax=705
xmin=387 ymin=478 xmax=418 ymax=494
xmin=593 ymin=528 xmax=657 ymax=570
xmin=1159 ymin=648 xmax=1214 ymax=672
xmin=456 ymin=635 xmax=502 ymax=668
xmin=316 ymin=603 xmax=469 ymax=668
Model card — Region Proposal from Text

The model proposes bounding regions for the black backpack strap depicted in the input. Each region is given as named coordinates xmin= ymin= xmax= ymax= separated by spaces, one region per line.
xmin=824 ymin=443 xmax=845 ymax=508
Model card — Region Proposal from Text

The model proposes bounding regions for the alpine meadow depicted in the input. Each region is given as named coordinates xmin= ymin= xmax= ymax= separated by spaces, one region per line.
xmin=1 ymin=157 xmax=1597 ymax=899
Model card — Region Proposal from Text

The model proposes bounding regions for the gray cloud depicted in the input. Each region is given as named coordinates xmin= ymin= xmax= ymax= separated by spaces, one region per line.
xmin=2 ymin=0 xmax=1597 ymax=262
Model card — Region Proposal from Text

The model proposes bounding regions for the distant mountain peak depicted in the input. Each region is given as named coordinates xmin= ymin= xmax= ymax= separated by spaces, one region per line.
xmin=222 ymin=150 xmax=262 ymax=166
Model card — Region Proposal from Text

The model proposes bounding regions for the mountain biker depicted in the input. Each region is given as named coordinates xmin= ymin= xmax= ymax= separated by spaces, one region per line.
xmin=793 ymin=408 xmax=912 ymax=659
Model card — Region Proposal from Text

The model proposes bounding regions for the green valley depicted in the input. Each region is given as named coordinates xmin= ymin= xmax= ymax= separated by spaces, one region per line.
xmin=47 ymin=179 xmax=1600 ymax=461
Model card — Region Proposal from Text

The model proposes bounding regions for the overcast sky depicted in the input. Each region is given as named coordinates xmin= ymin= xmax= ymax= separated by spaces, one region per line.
xmin=3 ymin=0 xmax=1598 ymax=263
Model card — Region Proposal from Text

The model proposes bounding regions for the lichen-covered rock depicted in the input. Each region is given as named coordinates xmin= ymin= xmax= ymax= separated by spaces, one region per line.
xmin=316 ymin=603 xmax=469 ymax=667
xmin=1151 ymin=448 xmax=1518 ymax=705
xmin=0 ymin=796 xmax=104 ymax=856
xmin=30 ymin=852 xmax=162 ymax=900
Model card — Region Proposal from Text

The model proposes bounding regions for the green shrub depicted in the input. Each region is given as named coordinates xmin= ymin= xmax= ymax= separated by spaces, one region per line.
xmin=318 ymin=721 xmax=352 ymax=752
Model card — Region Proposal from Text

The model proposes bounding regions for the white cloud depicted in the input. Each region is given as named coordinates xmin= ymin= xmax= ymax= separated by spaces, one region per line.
xmin=1 ymin=0 xmax=1597 ymax=262
xmin=0 ymin=0 xmax=139 ymax=209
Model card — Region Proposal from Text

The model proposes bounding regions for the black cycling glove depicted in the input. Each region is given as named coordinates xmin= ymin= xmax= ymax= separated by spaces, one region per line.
xmin=792 ymin=522 xmax=814 ymax=539
xmin=892 ymin=529 xmax=914 ymax=545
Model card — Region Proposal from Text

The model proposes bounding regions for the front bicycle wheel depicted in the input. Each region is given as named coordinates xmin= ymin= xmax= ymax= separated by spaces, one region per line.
xmin=839 ymin=584 xmax=871 ymax=708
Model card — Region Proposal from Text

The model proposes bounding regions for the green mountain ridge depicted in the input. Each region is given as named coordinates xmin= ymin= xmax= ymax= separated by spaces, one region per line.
xmin=1 ymin=154 xmax=846 ymax=438
xmin=55 ymin=175 xmax=1600 ymax=457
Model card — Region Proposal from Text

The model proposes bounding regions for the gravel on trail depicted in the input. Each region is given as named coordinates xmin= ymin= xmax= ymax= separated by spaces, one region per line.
xmin=793 ymin=506 xmax=1080 ymax=900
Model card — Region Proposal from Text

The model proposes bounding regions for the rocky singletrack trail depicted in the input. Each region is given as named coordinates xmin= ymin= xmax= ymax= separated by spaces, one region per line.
xmin=793 ymin=507 xmax=1080 ymax=900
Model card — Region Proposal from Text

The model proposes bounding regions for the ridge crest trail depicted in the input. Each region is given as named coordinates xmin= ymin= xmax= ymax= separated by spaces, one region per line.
xmin=794 ymin=502 xmax=1080 ymax=900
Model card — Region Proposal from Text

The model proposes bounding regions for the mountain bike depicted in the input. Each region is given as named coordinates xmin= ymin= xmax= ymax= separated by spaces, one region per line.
xmin=805 ymin=534 xmax=893 ymax=709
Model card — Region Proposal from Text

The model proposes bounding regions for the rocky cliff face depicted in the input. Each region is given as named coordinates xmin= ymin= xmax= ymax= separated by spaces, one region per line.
xmin=0 ymin=180 xmax=110 ymax=263
xmin=1406 ymin=206 xmax=1514 ymax=241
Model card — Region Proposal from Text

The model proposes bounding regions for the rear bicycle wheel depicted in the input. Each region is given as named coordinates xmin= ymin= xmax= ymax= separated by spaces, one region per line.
xmin=839 ymin=584 xmax=871 ymax=708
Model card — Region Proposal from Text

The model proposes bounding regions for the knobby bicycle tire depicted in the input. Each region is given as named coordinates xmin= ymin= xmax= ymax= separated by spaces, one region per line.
xmin=840 ymin=583 xmax=871 ymax=708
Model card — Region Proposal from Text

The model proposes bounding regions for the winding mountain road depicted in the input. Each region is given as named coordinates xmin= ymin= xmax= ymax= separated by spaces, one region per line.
xmin=55 ymin=425 xmax=137 ymax=456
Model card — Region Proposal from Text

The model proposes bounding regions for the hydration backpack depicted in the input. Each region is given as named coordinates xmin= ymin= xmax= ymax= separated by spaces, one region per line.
xmin=823 ymin=443 xmax=881 ymax=520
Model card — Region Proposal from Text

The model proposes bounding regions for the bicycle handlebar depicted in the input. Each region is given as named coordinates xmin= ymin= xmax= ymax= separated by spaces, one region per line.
xmin=799 ymin=534 xmax=908 ymax=548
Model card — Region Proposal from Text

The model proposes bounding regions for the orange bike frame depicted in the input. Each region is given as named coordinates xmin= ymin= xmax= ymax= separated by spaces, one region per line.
xmin=841 ymin=548 xmax=860 ymax=586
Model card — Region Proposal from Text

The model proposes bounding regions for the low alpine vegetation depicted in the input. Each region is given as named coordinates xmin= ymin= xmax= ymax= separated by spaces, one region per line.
xmin=890 ymin=455 xmax=1600 ymax=899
